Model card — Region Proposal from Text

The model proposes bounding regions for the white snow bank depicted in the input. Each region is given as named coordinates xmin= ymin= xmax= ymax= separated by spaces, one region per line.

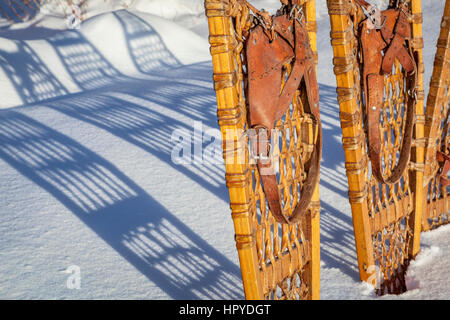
xmin=400 ymin=225 xmax=450 ymax=299
xmin=0 ymin=9 xmax=210 ymax=108
xmin=321 ymin=225 xmax=450 ymax=300
xmin=2 ymin=0 xmax=207 ymax=34
xmin=79 ymin=10 xmax=209 ymax=69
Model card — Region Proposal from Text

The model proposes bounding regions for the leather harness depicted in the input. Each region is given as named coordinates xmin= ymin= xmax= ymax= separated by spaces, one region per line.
xmin=435 ymin=94 xmax=450 ymax=186
xmin=246 ymin=1 xmax=322 ymax=224
xmin=437 ymin=150 xmax=450 ymax=186
xmin=357 ymin=0 xmax=417 ymax=184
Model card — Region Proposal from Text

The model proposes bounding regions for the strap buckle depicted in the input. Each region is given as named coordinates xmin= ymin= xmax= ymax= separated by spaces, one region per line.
xmin=253 ymin=149 xmax=271 ymax=161
xmin=361 ymin=5 xmax=385 ymax=30
xmin=289 ymin=3 xmax=304 ymax=26
xmin=246 ymin=127 xmax=272 ymax=161
xmin=437 ymin=150 xmax=450 ymax=186
xmin=396 ymin=0 xmax=409 ymax=9
xmin=255 ymin=9 xmax=275 ymax=41
xmin=407 ymin=86 xmax=418 ymax=104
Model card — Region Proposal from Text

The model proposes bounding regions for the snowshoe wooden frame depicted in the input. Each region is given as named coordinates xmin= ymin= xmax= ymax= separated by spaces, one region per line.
xmin=423 ymin=0 xmax=450 ymax=232
xmin=326 ymin=0 xmax=424 ymax=295
xmin=205 ymin=0 xmax=320 ymax=299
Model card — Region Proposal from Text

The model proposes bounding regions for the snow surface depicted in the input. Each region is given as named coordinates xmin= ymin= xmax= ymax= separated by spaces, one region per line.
xmin=0 ymin=0 xmax=448 ymax=299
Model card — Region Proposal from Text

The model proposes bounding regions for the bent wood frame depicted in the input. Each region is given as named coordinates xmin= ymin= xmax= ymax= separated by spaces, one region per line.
xmin=326 ymin=0 xmax=424 ymax=295
xmin=204 ymin=0 xmax=320 ymax=300
xmin=423 ymin=0 xmax=450 ymax=232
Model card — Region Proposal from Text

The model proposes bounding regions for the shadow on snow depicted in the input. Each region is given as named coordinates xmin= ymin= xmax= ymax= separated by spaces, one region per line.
xmin=0 ymin=111 xmax=243 ymax=299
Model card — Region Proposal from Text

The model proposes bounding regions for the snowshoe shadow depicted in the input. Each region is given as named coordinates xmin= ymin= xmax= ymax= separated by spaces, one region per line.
xmin=0 ymin=111 xmax=243 ymax=299
xmin=0 ymin=0 xmax=41 ymax=28
xmin=0 ymin=22 xmax=227 ymax=204
xmin=317 ymin=83 xmax=360 ymax=281
xmin=46 ymin=29 xmax=128 ymax=91
xmin=0 ymin=40 xmax=69 ymax=105
xmin=44 ymin=81 xmax=228 ymax=203
xmin=113 ymin=10 xmax=182 ymax=73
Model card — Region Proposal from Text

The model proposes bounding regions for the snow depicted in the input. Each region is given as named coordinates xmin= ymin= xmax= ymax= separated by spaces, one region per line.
xmin=401 ymin=225 xmax=450 ymax=300
xmin=0 ymin=0 xmax=448 ymax=300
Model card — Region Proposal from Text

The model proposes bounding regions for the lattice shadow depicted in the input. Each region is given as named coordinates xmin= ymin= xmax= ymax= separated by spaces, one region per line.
xmin=46 ymin=30 xmax=127 ymax=90
xmin=113 ymin=10 xmax=181 ymax=73
xmin=0 ymin=40 xmax=68 ymax=105
xmin=0 ymin=0 xmax=40 ymax=27
xmin=317 ymin=83 xmax=359 ymax=280
xmin=44 ymin=79 xmax=227 ymax=202
xmin=318 ymin=83 xmax=351 ymax=197
xmin=0 ymin=111 xmax=243 ymax=299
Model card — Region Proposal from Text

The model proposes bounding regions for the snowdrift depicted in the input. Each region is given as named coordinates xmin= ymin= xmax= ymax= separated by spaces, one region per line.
xmin=0 ymin=8 xmax=210 ymax=109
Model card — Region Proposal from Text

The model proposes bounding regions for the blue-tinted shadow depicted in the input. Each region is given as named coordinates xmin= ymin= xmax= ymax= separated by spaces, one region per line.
xmin=317 ymin=83 xmax=360 ymax=280
xmin=113 ymin=10 xmax=181 ymax=73
xmin=0 ymin=40 xmax=68 ymax=105
xmin=46 ymin=30 xmax=128 ymax=90
xmin=0 ymin=0 xmax=40 ymax=27
xmin=44 ymin=79 xmax=228 ymax=203
xmin=0 ymin=110 xmax=243 ymax=299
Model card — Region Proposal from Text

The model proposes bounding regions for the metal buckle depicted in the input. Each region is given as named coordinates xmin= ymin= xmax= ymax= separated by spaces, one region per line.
xmin=247 ymin=127 xmax=272 ymax=161
xmin=257 ymin=13 xmax=269 ymax=30
xmin=255 ymin=10 xmax=275 ymax=41
xmin=361 ymin=5 xmax=385 ymax=30
xmin=252 ymin=144 xmax=271 ymax=161
xmin=253 ymin=154 xmax=270 ymax=160
xmin=407 ymin=86 xmax=418 ymax=104
xmin=289 ymin=4 xmax=304 ymax=25
xmin=394 ymin=0 xmax=410 ymax=18
xmin=397 ymin=0 xmax=409 ymax=8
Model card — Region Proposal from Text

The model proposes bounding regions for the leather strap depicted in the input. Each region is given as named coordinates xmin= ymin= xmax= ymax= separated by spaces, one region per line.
xmin=380 ymin=9 xmax=415 ymax=73
xmin=437 ymin=150 xmax=450 ymax=186
xmin=359 ymin=5 xmax=417 ymax=184
xmin=246 ymin=9 xmax=321 ymax=224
